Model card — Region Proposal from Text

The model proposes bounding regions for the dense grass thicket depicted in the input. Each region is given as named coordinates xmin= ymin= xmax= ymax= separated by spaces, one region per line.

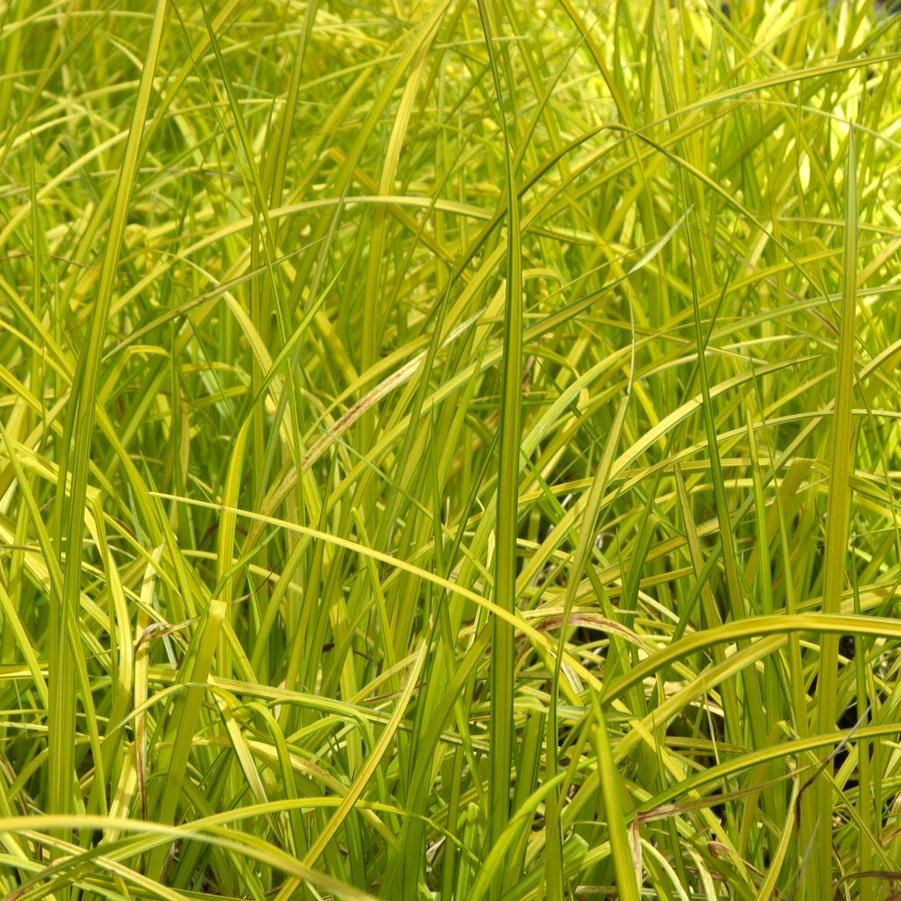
xmin=0 ymin=0 xmax=899 ymax=898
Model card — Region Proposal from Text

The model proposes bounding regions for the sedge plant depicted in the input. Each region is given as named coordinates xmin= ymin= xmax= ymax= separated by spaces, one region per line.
xmin=0 ymin=0 xmax=899 ymax=898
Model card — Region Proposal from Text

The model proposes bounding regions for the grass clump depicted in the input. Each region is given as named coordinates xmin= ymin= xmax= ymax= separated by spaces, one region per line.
xmin=0 ymin=0 xmax=899 ymax=898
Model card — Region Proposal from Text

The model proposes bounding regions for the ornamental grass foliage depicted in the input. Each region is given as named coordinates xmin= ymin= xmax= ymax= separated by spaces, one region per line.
xmin=0 ymin=1 xmax=899 ymax=898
